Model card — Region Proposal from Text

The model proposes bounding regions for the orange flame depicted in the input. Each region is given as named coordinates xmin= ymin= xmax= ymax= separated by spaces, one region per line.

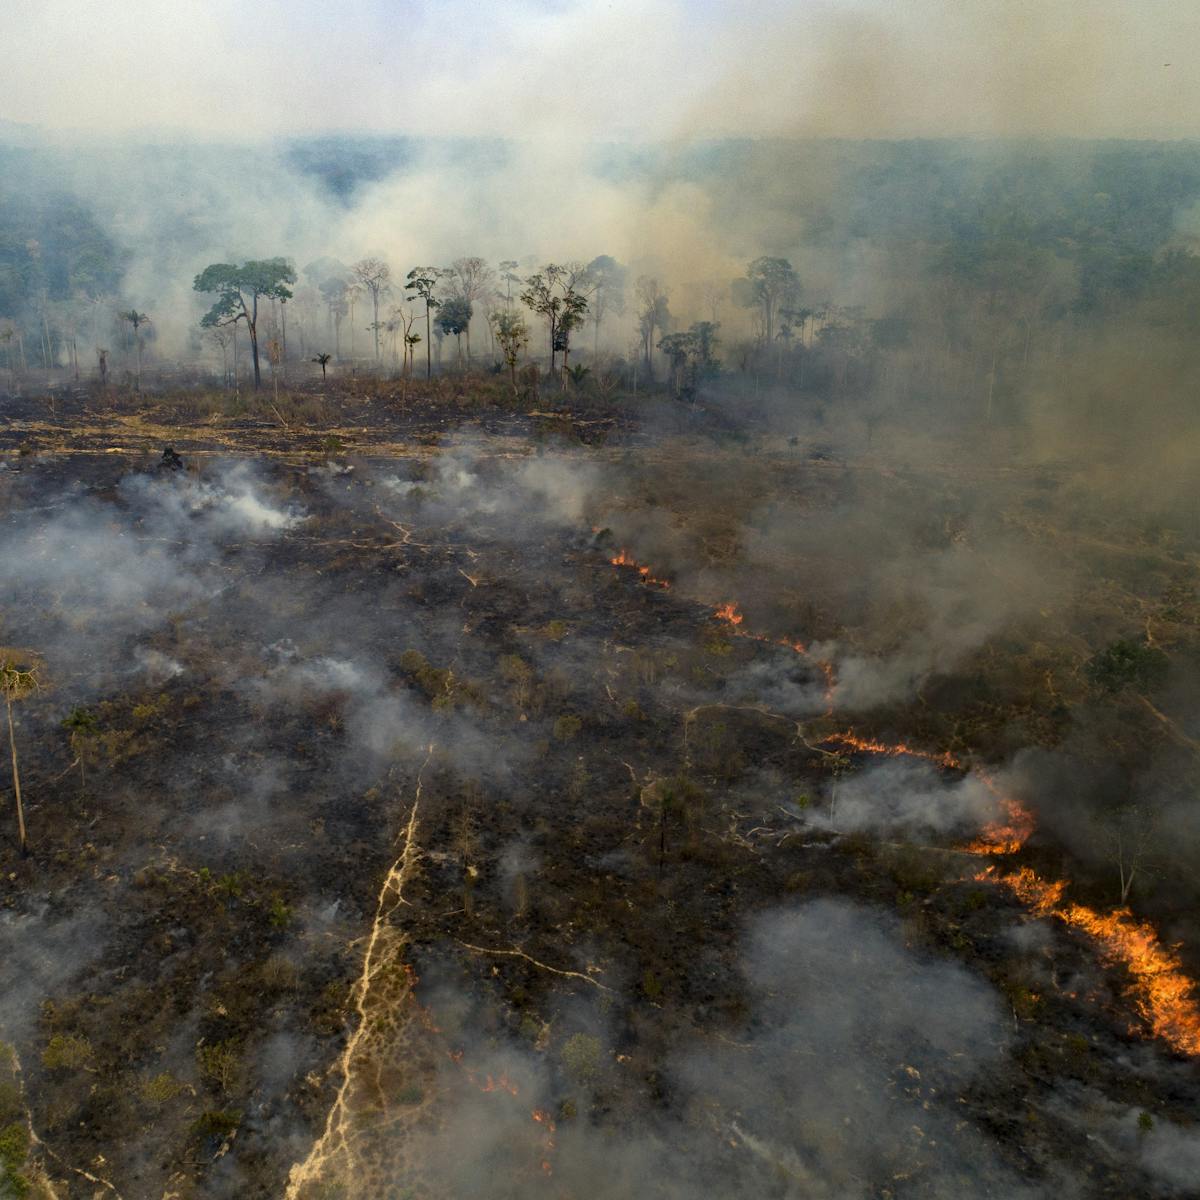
xmin=610 ymin=549 xmax=671 ymax=589
xmin=532 ymin=1108 xmax=557 ymax=1175
xmin=980 ymin=866 xmax=1200 ymax=1056
xmin=963 ymin=790 xmax=1037 ymax=856
xmin=714 ymin=601 xmax=744 ymax=626
xmin=600 ymin=538 xmax=1199 ymax=1056
xmin=823 ymin=733 xmax=1036 ymax=854
xmin=823 ymin=731 xmax=961 ymax=771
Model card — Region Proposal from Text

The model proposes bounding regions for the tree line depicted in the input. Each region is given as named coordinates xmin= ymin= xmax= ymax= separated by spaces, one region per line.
xmin=185 ymin=252 xmax=809 ymax=395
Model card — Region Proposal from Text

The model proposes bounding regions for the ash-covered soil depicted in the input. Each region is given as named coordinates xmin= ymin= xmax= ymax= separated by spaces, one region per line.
xmin=0 ymin=420 xmax=1198 ymax=1199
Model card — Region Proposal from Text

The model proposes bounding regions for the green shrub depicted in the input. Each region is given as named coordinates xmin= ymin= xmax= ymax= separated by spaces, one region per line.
xmin=0 ymin=1121 xmax=31 ymax=1198
xmin=140 ymin=1072 xmax=185 ymax=1106
xmin=41 ymin=1034 xmax=92 ymax=1070
xmin=196 ymin=1041 xmax=241 ymax=1093
xmin=553 ymin=715 xmax=582 ymax=741
xmin=189 ymin=1109 xmax=242 ymax=1140
xmin=214 ymin=871 xmax=250 ymax=900
xmin=1085 ymin=639 xmax=1169 ymax=693
xmin=560 ymin=1033 xmax=602 ymax=1084
xmin=268 ymin=894 xmax=292 ymax=929
xmin=399 ymin=649 xmax=427 ymax=674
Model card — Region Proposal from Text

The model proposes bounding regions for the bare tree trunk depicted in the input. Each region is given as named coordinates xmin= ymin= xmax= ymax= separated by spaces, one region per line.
xmin=250 ymin=296 xmax=262 ymax=389
xmin=7 ymin=700 xmax=27 ymax=855
xmin=1119 ymin=861 xmax=1136 ymax=904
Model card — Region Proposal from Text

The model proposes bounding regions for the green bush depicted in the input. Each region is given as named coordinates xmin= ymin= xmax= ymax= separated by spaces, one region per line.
xmin=1085 ymin=639 xmax=1169 ymax=693
xmin=268 ymin=894 xmax=292 ymax=929
xmin=139 ymin=1072 xmax=185 ymax=1106
xmin=196 ymin=1041 xmax=241 ymax=1093
xmin=560 ymin=1033 xmax=602 ymax=1084
xmin=0 ymin=1121 xmax=31 ymax=1198
xmin=41 ymin=1034 xmax=92 ymax=1071
xmin=189 ymin=1109 xmax=242 ymax=1140
xmin=553 ymin=715 xmax=582 ymax=741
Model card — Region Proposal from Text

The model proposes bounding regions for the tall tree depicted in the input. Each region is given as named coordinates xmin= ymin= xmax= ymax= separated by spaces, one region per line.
xmin=387 ymin=304 xmax=420 ymax=377
xmin=193 ymin=259 xmax=296 ymax=389
xmin=490 ymin=309 xmax=529 ymax=395
xmin=449 ymin=257 xmax=494 ymax=362
xmin=520 ymin=263 xmax=589 ymax=379
xmin=741 ymin=257 xmax=799 ymax=346
xmin=521 ymin=265 xmax=566 ymax=374
xmin=352 ymin=257 xmax=391 ymax=362
xmin=584 ymin=255 xmax=627 ymax=355
xmin=320 ymin=278 xmax=349 ymax=359
xmin=0 ymin=320 xmax=17 ymax=382
xmin=1 ymin=651 xmax=40 ymax=856
xmin=206 ymin=326 xmax=234 ymax=387
xmin=437 ymin=296 xmax=473 ymax=367
xmin=405 ymin=268 xmax=443 ymax=380
xmin=120 ymin=309 xmax=150 ymax=390
xmin=635 ymin=277 xmax=670 ymax=378
xmin=498 ymin=260 xmax=521 ymax=311
xmin=62 ymin=707 xmax=97 ymax=799
xmin=554 ymin=288 xmax=589 ymax=381
xmin=345 ymin=281 xmax=363 ymax=360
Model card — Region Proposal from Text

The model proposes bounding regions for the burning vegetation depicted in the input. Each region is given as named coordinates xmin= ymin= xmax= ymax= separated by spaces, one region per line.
xmin=5 ymin=10 xmax=1200 ymax=1190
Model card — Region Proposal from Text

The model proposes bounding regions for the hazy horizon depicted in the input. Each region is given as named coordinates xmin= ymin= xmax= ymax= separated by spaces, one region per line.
xmin=4 ymin=0 xmax=1200 ymax=141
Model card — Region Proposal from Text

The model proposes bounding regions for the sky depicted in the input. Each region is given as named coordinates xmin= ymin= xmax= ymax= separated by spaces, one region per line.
xmin=2 ymin=0 xmax=1199 ymax=140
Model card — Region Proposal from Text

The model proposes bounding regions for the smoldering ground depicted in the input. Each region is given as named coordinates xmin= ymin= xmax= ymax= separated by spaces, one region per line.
xmin=396 ymin=897 xmax=1047 ymax=1200
xmin=1 ymin=433 xmax=1197 ymax=1199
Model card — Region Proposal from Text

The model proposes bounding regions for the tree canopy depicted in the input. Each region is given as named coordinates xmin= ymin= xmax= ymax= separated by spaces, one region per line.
xmin=193 ymin=258 xmax=296 ymax=387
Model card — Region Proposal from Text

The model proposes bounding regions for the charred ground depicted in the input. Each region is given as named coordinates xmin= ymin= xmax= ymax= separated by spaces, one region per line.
xmin=0 ymin=382 xmax=1198 ymax=1199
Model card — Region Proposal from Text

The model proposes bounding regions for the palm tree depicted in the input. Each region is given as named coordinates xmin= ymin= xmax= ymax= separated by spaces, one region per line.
xmin=62 ymin=707 xmax=97 ymax=798
xmin=1 ymin=651 xmax=41 ymax=855
xmin=312 ymin=352 xmax=332 ymax=382
xmin=121 ymin=310 xmax=151 ymax=390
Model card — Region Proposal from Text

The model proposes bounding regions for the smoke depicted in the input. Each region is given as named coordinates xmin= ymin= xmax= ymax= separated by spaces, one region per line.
xmin=812 ymin=757 xmax=1001 ymax=841
xmin=5 ymin=2 xmax=1199 ymax=140
xmin=0 ymin=457 xmax=305 ymax=687
xmin=672 ymin=897 xmax=1041 ymax=1199
xmin=375 ymin=437 xmax=599 ymax=531
xmin=382 ymin=896 xmax=1043 ymax=1199
xmin=0 ymin=905 xmax=105 ymax=1045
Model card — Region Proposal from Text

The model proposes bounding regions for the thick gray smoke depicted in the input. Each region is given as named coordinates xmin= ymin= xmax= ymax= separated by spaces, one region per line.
xmin=673 ymin=897 xmax=1039 ymax=1199
xmin=0 ymin=457 xmax=305 ymax=687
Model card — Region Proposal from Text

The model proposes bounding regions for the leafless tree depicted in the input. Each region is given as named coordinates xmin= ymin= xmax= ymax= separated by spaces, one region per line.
xmin=352 ymin=258 xmax=392 ymax=363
